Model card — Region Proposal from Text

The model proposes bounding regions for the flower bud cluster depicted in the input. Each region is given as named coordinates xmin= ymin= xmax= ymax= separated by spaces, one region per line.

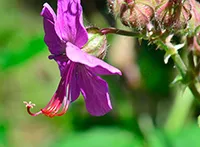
xmin=108 ymin=0 xmax=155 ymax=30
xmin=155 ymin=0 xmax=191 ymax=30
xmin=108 ymin=0 xmax=192 ymax=33
xmin=187 ymin=0 xmax=200 ymax=55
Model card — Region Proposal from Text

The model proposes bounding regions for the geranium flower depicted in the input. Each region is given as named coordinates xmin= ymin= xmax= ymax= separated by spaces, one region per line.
xmin=24 ymin=0 xmax=122 ymax=117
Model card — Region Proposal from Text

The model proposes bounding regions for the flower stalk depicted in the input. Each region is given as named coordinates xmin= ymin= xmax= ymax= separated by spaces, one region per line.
xmin=102 ymin=26 xmax=200 ymax=102
xmin=156 ymin=39 xmax=200 ymax=102
xmin=100 ymin=27 xmax=143 ymax=37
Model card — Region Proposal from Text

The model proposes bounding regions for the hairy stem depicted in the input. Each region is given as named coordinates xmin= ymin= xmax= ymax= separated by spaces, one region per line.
xmin=156 ymin=39 xmax=200 ymax=101
xmin=100 ymin=27 xmax=143 ymax=37
xmin=171 ymin=54 xmax=187 ymax=77
xmin=103 ymin=27 xmax=200 ymax=101
xmin=189 ymin=83 xmax=200 ymax=102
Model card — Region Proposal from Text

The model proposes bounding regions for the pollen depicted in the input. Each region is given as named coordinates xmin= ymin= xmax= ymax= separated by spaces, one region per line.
xmin=23 ymin=101 xmax=36 ymax=109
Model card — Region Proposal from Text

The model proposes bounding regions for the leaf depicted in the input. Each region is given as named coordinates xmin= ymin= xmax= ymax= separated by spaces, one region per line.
xmin=0 ymin=36 xmax=45 ymax=70
xmin=170 ymin=75 xmax=183 ymax=87
xmin=51 ymin=128 xmax=143 ymax=147
xmin=172 ymin=123 xmax=200 ymax=147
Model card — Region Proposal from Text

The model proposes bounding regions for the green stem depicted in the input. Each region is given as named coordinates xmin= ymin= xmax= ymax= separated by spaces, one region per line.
xmin=102 ymin=26 xmax=200 ymax=132
xmin=189 ymin=83 xmax=200 ymax=102
xmin=171 ymin=54 xmax=187 ymax=77
xmin=170 ymin=54 xmax=200 ymax=101
xmin=195 ymin=59 xmax=200 ymax=73
xmin=188 ymin=52 xmax=195 ymax=69
xmin=155 ymin=38 xmax=187 ymax=76
xmin=156 ymin=39 xmax=200 ymax=100
xmin=188 ymin=53 xmax=200 ymax=102
xmin=102 ymin=27 xmax=200 ymax=101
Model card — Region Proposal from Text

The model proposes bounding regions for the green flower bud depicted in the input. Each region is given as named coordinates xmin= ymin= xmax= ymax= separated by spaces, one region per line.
xmin=82 ymin=27 xmax=107 ymax=59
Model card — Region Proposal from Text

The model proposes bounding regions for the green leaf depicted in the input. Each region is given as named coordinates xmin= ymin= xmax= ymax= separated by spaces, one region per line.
xmin=172 ymin=123 xmax=200 ymax=147
xmin=170 ymin=75 xmax=183 ymax=87
xmin=51 ymin=128 xmax=143 ymax=147
xmin=0 ymin=36 xmax=45 ymax=70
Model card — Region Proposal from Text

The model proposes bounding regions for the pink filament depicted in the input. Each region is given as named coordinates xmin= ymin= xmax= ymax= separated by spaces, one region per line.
xmin=25 ymin=62 xmax=75 ymax=117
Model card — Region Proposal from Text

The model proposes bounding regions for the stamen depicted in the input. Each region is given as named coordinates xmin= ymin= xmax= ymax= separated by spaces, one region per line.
xmin=41 ymin=99 xmax=62 ymax=117
xmin=53 ymin=63 xmax=75 ymax=116
xmin=55 ymin=85 xmax=71 ymax=116
xmin=56 ymin=100 xmax=70 ymax=116
xmin=23 ymin=101 xmax=42 ymax=116
xmin=24 ymin=62 xmax=76 ymax=118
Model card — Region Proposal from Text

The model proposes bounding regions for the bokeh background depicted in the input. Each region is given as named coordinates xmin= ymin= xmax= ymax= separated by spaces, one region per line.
xmin=1 ymin=0 xmax=200 ymax=147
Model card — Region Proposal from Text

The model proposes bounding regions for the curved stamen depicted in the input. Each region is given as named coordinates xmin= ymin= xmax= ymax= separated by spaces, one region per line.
xmin=56 ymin=85 xmax=71 ymax=116
xmin=42 ymin=99 xmax=61 ymax=115
xmin=23 ymin=101 xmax=42 ymax=116
xmin=54 ymin=63 xmax=74 ymax=116
xmin=24 ymin=62 xmax=76 ymax=117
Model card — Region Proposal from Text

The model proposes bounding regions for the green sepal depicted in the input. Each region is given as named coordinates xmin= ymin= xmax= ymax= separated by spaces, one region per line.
xmin=170 ymin=75 xmax=183 ymax=87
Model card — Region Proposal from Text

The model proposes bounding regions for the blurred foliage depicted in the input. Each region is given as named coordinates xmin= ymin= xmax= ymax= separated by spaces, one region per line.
xmin=138 ymin=41 xmax=172 ymax=96
xmin=51 ymin=128 xmax=142 ymax=147
xmin=0 ymin=0 xmax=200 ymax=147
xmin=0 ymin=37 xmax=45 ymax=70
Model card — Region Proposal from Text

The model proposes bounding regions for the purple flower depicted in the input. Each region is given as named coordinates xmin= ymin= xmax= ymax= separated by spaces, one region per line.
xmin=24 ymin=0 xmax=122 ymax=117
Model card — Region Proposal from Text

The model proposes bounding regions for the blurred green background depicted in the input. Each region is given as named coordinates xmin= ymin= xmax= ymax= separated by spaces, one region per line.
xmin=1 ymin=0 xmax=200 ymax=147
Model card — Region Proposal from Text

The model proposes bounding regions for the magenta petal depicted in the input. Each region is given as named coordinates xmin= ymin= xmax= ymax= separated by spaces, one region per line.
xmin=41 ymin=75 xmax=68 ymax=117
xmin=52 ymin=60 xmax=80 ymax=101
xmin=56 ymin=0 xmax=88 ymax=48
xmin=66 ymin=42 xmax=122 ymax=75
xmin=41 ymin=3 xmax=56 ymax=21
xmin=52 ymin=56 xmax=69 ymax=76
xmin=41 ymin=3 xmax=63 ymax=55
xmin=78 ymin=67 xmax=112 ymax=116
xmin=70 ymin=66 xmax=80 ymax=102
